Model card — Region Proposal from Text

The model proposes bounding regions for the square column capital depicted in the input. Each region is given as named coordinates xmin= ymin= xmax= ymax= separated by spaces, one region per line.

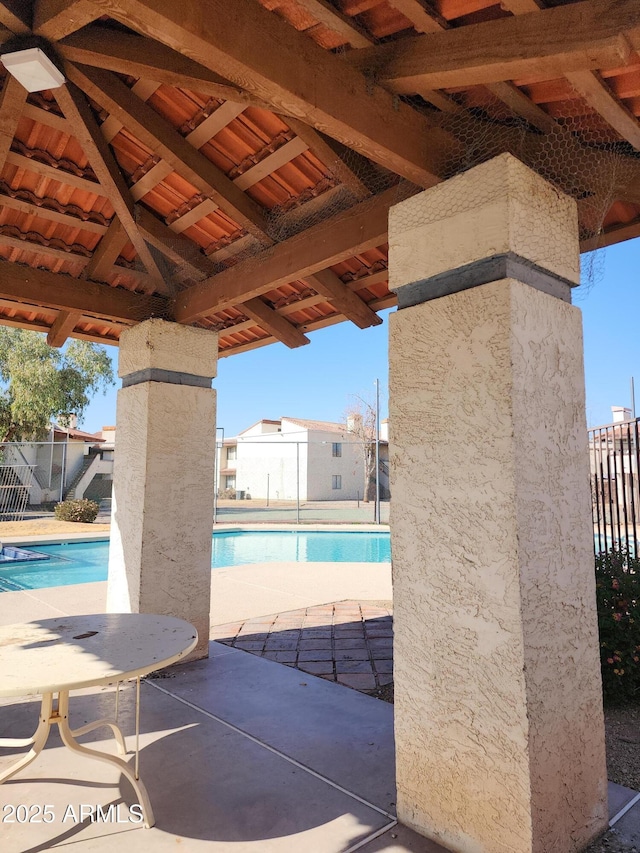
xmin=389 ymin=153 xmax=580 ymax=294
xmin=118 ymin=319 xmax=218 ymax=379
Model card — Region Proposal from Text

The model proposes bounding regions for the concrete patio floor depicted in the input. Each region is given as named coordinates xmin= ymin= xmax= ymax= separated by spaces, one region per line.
xmin=1 ymin=555 xmax=640 ymax=851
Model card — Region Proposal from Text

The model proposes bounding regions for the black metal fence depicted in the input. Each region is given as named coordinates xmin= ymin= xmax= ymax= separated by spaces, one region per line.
xmin=589 ymin=418 xmax=640 ymax=553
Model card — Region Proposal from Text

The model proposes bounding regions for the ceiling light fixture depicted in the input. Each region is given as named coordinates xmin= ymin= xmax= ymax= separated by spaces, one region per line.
xmin=1 ymin=47 xmax=65 ymax=92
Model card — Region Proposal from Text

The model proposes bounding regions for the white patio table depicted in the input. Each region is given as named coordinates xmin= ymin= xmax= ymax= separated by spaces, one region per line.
xmin=0 ymin=613 xmax=198 ymax=828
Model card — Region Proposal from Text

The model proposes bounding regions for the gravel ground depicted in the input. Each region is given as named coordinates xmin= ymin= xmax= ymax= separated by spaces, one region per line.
xmin=0 ymin=518 xmax=110 ymax=537
xmin=585 ymin=703 xmax=640 ymax=853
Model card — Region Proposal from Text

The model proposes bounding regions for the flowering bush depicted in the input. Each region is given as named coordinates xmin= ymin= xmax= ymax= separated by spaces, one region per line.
xmin=596 ymin=548 xmax=640 ymax=704
xmin=54 ymin=498 xmax=99 ymax=524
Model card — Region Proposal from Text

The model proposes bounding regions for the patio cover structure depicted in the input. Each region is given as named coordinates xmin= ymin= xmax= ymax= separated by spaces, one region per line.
xmin=0 ymin=1 xmax=640 ymax=851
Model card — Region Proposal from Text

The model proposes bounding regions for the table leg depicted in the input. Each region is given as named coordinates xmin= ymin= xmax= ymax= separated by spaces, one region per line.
xmin=69 ymin=718 xmax=126 ymax=755
xmin=0 ymin=693 xmax=53 ymax=784
xmin=56 ymin=691 xmax=155 ymax=829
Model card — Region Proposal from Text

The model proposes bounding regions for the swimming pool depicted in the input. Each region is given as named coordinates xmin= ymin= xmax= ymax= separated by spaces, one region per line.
xmin=0 ymin=530 xmax=391 ymax=592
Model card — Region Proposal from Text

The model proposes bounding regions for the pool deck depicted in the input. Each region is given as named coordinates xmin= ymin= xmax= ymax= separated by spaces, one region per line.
xmin=1 ymin=532 xmax=640 ymax=851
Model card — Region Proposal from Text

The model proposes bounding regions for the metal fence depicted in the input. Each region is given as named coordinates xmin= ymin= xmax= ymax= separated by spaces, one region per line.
xmin=0 ymin=441 xmax=70 ymax=521
xmin=589 ymin=418 xmax=640 ymax=553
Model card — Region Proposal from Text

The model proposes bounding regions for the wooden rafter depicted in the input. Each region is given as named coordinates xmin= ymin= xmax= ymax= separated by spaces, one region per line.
xmin=0 ymin=232 xmax=157 ymax=291
xmin=581 ymin=218 xmax=640 ymax=252
xmin=82 ymin=217 xmax=128 ymax=282
xmin=0 ymin=74 xmax=27 ymax=168
xmin=362 ymin=0 xmax=558 ymax=134
xmin=306 ymin=269 xmax=382 ymax=329
xmin=294 ymin=0 xmax=374 ymax=47
xmin=99 ymin=78 xmax=159 ymax=144
xmin=135 ymin=206 xmax=215 ymax=280
xmin=33 ymin=0 xmax=102 ymax=39
xmin=57 ymin=26 xmax=273 ymax=110
xmin=0 ymin=0 xmax=30 ymax=33
xmin=500 ymin=0 xmax=544 ymax=12
xmin=242 ymin=297 xmax=310 ymax=349
xmin=282 ymin=118 xmax=371 ymax=200
xmin=23 ymin=102 xmax=73 ymax=134
xmin=87 ymin=0 xmax=448 ymax=187
xmin=173 ymin=186 xmax=400 ymax=323
xmin=484 ymin=80 xmax=556 ymax=132
xmin=0 ymin=191 xmax=108 ymax=235
xmin=54 ymin=82 xmax=167 ymax=291
xmin=0 ymin=259 xmax=168 ymax=323
xmin=348 ymin=0 xmax=639 ymax=92
xmin=65 ymin=63 xmax=273 ymax=243
xmin=387 ymin=0 xmax=447 ymax=34
xmin=501 ymin=1 xmax=640 ymax=152
xmin=5 ymin=150 xmax=104 ymax=195
xmin=47 ymin=310 xmax=81 ymax=347
xmin=186 ymin=103 xmax=245 ymax=149
xmin=234 ymin=137 xmax=308 ymax=191
xmin=219 ymin=293 xmax=396 ymax=359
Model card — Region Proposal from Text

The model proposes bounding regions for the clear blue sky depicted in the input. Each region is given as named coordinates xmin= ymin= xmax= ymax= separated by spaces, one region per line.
xmin=80 ymin=238 xmax=640 ymax=435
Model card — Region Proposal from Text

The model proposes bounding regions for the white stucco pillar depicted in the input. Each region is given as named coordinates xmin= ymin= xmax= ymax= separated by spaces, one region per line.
xmin=389 ymin=154 xmax=607 ymax=853
xmin=107 ymin=319 xmax=217 ymax=660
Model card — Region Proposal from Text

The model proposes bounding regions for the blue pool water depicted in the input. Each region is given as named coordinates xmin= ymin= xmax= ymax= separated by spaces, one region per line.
xmin=0 ymin=530 xmax=391 ymax=592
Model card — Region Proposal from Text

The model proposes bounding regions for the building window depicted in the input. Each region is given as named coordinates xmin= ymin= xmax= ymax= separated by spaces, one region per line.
xmin=227 ymin=446 xmax=237 ymax=461
xmin=332 ymin=442 xmax=342 ymax=457
xmin=225 ymin=475 xmax=236 ymax=490
xmin=332 ymin=475 xmax=342 ymax=490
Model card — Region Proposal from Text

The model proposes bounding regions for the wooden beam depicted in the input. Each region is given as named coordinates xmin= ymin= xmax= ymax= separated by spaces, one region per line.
xmin=485 ymin=81 xmax=556 ymax=132
xmin=6 ymin=151 xmax=105 ymax=196
xmin=0 ymin=1 xmax=30 ymax=33
xmin=87 ymin=0 xmax=448 ymax=187
xmin=47 ymin=310 xmax=82 ymax=346
xmin=173 ymin=185 xmax=401 ymax=323
xmin=0 ymin=231 xmax=157 ymax=289
xmin=242 ymin=297 xmax=310 ymax=349
xmin=135 ymin=205 xmax=215 ymax=280
xmin=347 ymin=0 xmax=637 ymax=92
xmin=65 ymin=63 xmax=273 ymax=242
xmin=57 ymin=26 xmax=272 ymax=110
xmin=0 ymin=191 xmax=108 ymax=235
xmin=0 ymin=259 xmax=168 ymax=323
xmin=500 ymin=0 xmax=543 ymax=12
xmin=83 ymin=216 xmax=128 ymax=282
xmin=185 ymin=102 xmax=245 ymax=150
xmin=169 ymin=199 xmax=218 ymax=234
xmin=33 ymin=0 xmax=102 ymax=39
xmin=294 ymin=0 xmax=374 ymax=47
xmin=219 ymin=293 xmax=395 ymax=358
xmin=54 ymin=82 xmax=166 ymax=290
xmin=282 ymin=117 xmax=370 ymax=199
xmin=307 ymin=269 xmax=382 ymax=329
xmin=0 ymin=74 xmax=27 ymax=169
xmin=504 ymin=1 xmax=640 ymax=151
xmin=130 ymin=160 xmax=173 ymax=202
xmin=580 ymin=218 xmax=640 ymax=252
xmin=99 ymin=78 xmax=159 ymax=143
xmin=22 ymin=102 xmax=72 ymax=134
xmin=233 ymin=137 xmax=308 ymax=191
xmin=387 ymin=0 xmax=446 ymax=34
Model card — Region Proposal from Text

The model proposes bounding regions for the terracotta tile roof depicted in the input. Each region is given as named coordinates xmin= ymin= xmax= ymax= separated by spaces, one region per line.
xmin=0 ymin=1 xmax=636 ymax=355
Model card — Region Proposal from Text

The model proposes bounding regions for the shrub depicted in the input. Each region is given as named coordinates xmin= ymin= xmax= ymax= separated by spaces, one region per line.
xmin=54 ymin=498 xmax=100 ymax=523
xmin=219 ymin=488 xmax=236 ymax=499
xmin=596 ymin=548 xmax=640 ymax=704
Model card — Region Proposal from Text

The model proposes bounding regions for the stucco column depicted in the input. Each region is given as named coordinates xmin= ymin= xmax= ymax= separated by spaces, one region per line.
xmin=388 ymin=154 xmax=607 ymax=853
xmin=107 ymin=319 xmax=217 ymax=660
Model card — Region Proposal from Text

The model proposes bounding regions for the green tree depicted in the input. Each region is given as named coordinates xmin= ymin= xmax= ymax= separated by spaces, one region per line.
xmin=0 ymin=329 xmax=114 ymax=441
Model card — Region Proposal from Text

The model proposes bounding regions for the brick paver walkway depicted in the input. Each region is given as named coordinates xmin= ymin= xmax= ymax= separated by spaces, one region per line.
xmin=212 ymin=600 xmax=393 ymax=693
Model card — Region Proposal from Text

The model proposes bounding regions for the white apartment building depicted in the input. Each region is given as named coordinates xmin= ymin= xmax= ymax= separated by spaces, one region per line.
xmin=217 ymin=416 xmax=389 ymax=501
